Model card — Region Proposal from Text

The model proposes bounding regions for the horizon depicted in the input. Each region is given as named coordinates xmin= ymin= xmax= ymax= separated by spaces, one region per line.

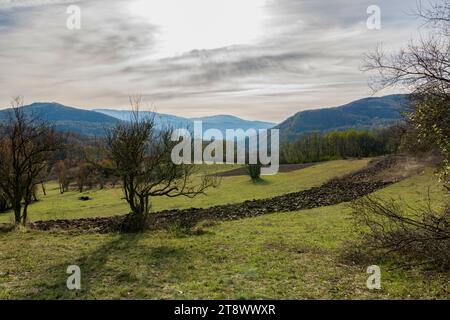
xmin=0 ymin=0 xmax=418 ymax=122
xmin=0 ymin=92 xmax=407 ymax=123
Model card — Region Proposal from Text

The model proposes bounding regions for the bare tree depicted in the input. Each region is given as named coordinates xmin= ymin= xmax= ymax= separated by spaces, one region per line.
xmin=363 ymin=0 xmax=450 ymax=190
xmin=349 ymin=196 xmax=450 ymax=269
xmin=416 ymin=0 xmax=450 ymax=35
xmin=83 ymin=141 xmax=115 ymax=190
xmin=363 ymin=38 xmax=450 ymax=95
xmin=36 ymin=164 xmax=48 ymax=196
xmin=350 ymin=2 xmax=450 ymax=269
xmin=0 ymin=97 xmax=62 ymax=225
xmin=105 ymin=96 xmax=217 ymax=231
xmin=55 ymin=160 xmax=70 ymax=194
xmin=0 ymin=189 xmax=10 ymax=213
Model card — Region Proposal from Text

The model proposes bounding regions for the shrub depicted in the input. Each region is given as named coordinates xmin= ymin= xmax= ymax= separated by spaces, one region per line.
xmin=348 ymin=196 xmax=450 ymax=270
xmin=246 ymin=163 xmax=262 ymax=181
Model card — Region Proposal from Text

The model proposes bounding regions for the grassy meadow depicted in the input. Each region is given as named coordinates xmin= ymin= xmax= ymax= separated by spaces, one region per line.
xmin=0 ymin=159 xmax=371 ymax=223
xmin=0 ymin=158 xmax=449 ymax=299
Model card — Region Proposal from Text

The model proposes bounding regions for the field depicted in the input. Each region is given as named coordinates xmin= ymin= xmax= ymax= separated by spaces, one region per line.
xmin=0 ymin=159 xmax=370 ymax=223
xmin=0 ymin=159 xmax=449 ymax=299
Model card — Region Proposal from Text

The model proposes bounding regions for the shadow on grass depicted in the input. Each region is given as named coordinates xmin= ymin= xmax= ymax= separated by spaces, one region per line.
xmin=0 ymin=223 xmax=15 ymax=233
xmin=250 ymin=178 xmax=271 ymax=185
xmin=16 ymin=232 xmax=187 ymax=299
xmin=339 ymin=239 xmax=450 ymax=276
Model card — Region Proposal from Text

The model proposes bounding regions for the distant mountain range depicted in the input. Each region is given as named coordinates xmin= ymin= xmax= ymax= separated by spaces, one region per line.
xmin=0 ymin=94 xmax=411 ymax=140
xmin=0 ymin=102 xmax=118 ymax=136
xmin=275 ymin=94 xmax=410 ymax=141
xmin=0 ymin=102 xmax=275 ymax=137
xmin=94 ymin=109 xmax=275 ymax=134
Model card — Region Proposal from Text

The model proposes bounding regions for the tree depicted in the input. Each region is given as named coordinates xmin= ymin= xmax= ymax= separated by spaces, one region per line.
xmin=246 ymin=163 xmax=262 ymax=181
xmin=105 ymin=96 xmax=217 ymax=231
xmin=0 ymin=189 xmax=10 ymax=213
xmin=349 ymin=196 xmax=450 ymax=270
xmin=75 ymin=162 xmax=92 ymax=193
xmin=0 ymin=97 xmax=62 ymax=225
xmin=55 ymin=160 xmax=71 ymax=193
xmin=349 ymin=1 xmax=450 ymax=270
xmin=83 ymin=144 xmax=115 ymax=190
xmin=55 ymin=160 xmax=66 ymax=194
xmin=279 ymin=129 xmax=393 ymax=164
xmin=363 ymin=0 xmax=450 ymax=190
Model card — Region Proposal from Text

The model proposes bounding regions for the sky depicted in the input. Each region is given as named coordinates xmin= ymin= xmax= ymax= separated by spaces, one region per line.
xmin=0 ymin=0 xmax=422 ymax=122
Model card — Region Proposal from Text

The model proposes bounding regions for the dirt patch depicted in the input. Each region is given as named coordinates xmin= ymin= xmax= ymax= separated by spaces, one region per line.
xmin=215 ymin=163 xmax=315 ymax=177
xmin=30 ymin=155 xmax=424 ymax=233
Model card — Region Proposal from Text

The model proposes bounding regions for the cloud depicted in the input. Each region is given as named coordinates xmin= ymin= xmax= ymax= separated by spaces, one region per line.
xmin=0 ymin=0 xmax=421 ymax=121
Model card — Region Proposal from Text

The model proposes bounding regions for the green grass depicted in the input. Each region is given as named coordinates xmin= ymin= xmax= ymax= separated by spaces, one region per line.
xmin=0 ymin=164 xmax=448 ymax=299
xmin=0 ymin=159 xmax=370 ymax=222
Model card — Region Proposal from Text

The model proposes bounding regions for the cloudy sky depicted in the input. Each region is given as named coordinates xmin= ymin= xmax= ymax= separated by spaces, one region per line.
xmin=0 ymin=0 xmax=421 ymax=121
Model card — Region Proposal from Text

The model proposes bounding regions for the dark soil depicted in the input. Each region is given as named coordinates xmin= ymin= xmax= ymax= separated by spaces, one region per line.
xmin=30 ymin=155 xmax=413 ymax=233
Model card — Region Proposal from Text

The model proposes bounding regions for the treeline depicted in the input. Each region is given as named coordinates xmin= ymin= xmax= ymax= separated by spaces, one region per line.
xmin=280 ymin=126 xmax=403 ymax=164
xmin=0 ymin=125 xmax=117 ymax=215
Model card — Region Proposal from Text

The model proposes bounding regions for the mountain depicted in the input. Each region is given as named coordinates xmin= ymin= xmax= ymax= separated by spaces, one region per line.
xmin=0 ymin=103 xmax=275 ymax=137
xmin=276 ymin=94 xmax=410 ymax=141
xmin=94 ymin=109 xmax=275 ymax=135
xmin=0 ymin=102 xmax=119 ymax=136
xmin=93 ymin=109 xmax=191 ymax=129
xmin=190 ymin=115 xmax=274 ymax=133
xmin=0 ymin=95 xmax=409 ymax=140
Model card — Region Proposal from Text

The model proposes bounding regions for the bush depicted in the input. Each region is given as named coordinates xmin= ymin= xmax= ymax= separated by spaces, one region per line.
xmin=348 ymin=196 xmax=450 ymax=270
xmin=246 ymin=163 xmax=262 ymax=181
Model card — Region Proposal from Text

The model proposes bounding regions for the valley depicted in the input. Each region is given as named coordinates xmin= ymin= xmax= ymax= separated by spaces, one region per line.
xmin=0 ymin=157 xmax=448 ymax=299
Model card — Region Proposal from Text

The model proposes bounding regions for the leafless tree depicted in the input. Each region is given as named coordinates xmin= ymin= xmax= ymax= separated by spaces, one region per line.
xmin=0 ymin=189 xmax=10 ymax=213
xmin=105 ymin=96 xmax=217 ymax=231
xmin=55 ymin=160 xmax=65 ymax=194
xmin=350 ymin=195 xmax=450 ymax=269
xmin=416 ymin=0 xmax=450 ymax=35
xmin=0 ymin=97 xmax=63 ymax=225
xmin=363 ymin=0 xmax=450 ymax=190
xmin=350 ymin=1 xmax=450 ymax=269
xmin=363 ymin=38 xmax=450 ymax=95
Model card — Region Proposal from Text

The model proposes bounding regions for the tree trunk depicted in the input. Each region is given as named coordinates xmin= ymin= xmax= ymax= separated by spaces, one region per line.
xmin=13 ymin=206 xmax=21 ymax=225
xmin=22 ymin=204 xmax=28 ymax=226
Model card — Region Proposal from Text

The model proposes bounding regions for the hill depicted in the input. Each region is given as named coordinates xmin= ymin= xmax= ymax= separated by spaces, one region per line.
xmin=0 ymin=159 xmax=448 ymax=299
xmin=191 ymin=115 xmax=274 ymax=133
xmin=94 ymin=109 xmax=275 ymax=135
xmin=92 ymin=109 xmax=189 ymax=129
xmin=276 ymin=94 xmax=410 ymax=141
xmin=0 ymin=102 xmax=118 ymax=136
xmin=0 ymin=103 xmax=275 ymax=137
xmin=0 ymin=95 xmax=411 ymax=139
